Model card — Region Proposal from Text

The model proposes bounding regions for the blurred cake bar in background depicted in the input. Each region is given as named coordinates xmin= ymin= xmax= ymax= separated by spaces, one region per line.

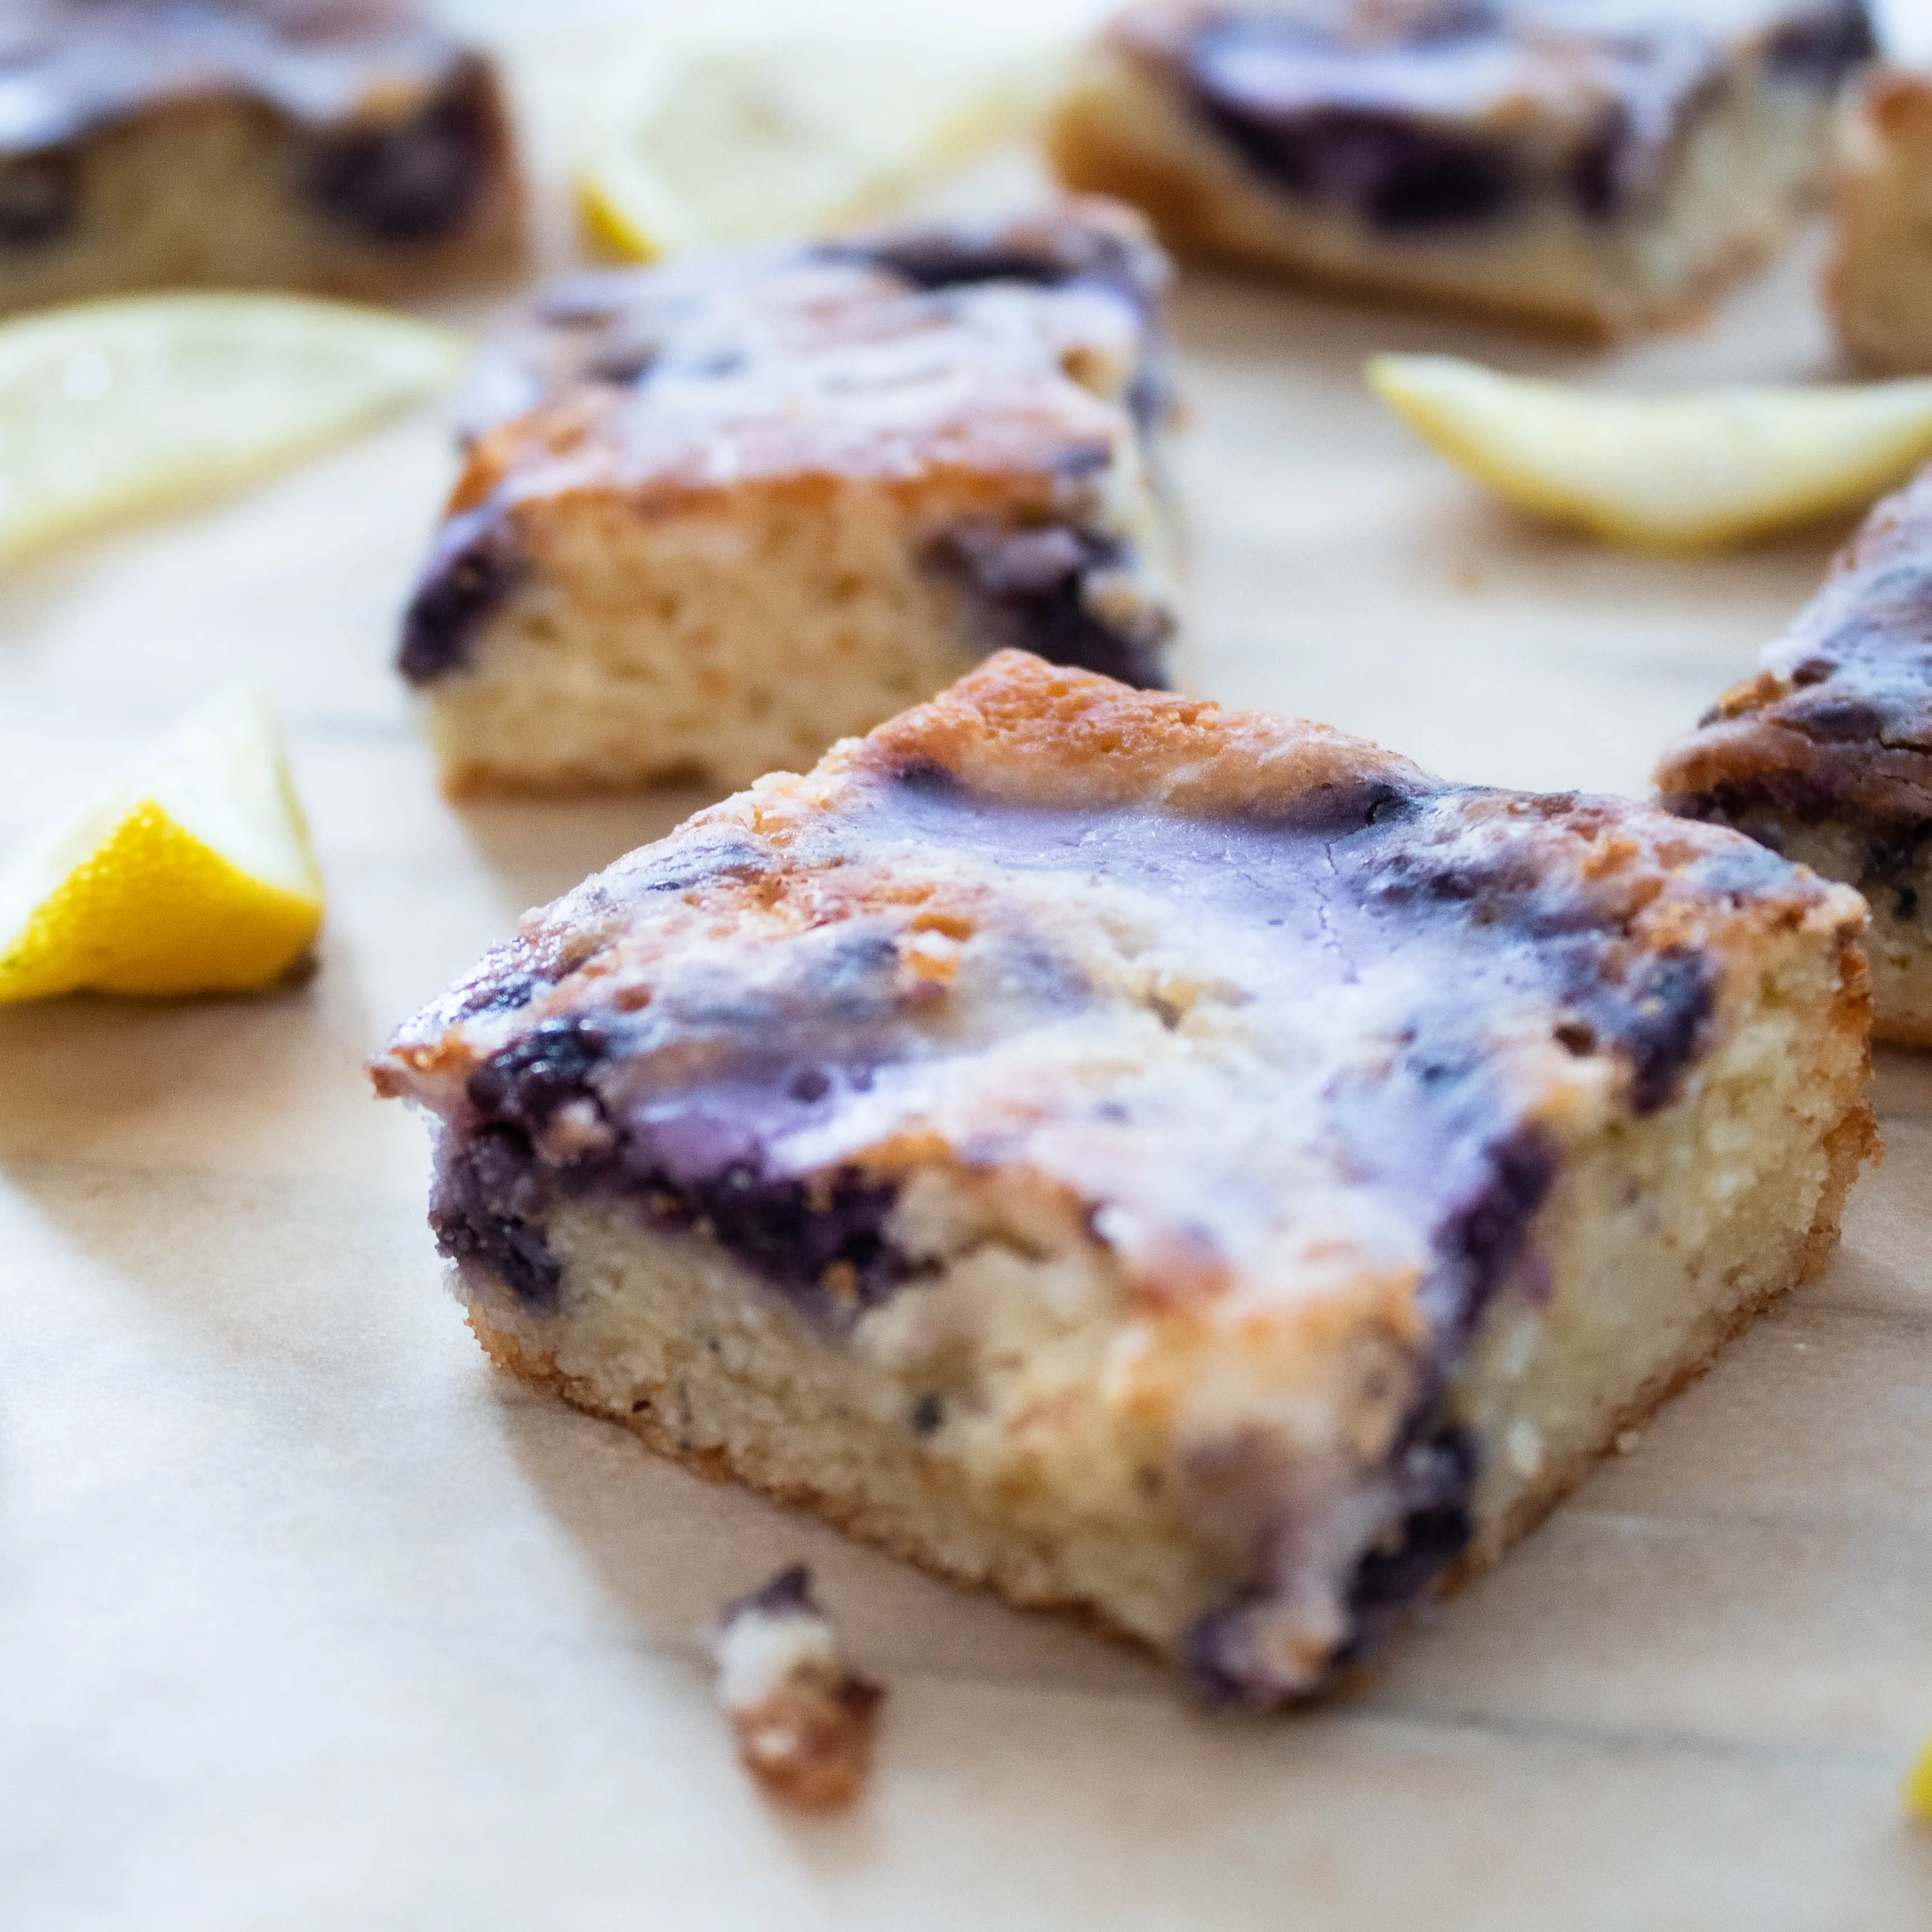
xmin=399 ymin=201 xmax=1182 ymax=797
xmin=1826 ymin=69 xmax=1932 ymax=374
xmin=1045 ymin=0 xmax=1876 ymax=337
xmin=373 ymin=651 xmax=1874 ymax=1707
xmin=0 ymin=0 xmax=524 ymax=314
xmin=1658 ymin=464 xmax=1932 ymax=1046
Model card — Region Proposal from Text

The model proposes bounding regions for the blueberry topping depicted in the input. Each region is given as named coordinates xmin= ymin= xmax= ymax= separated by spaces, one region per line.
xmin=430 ymin=1123 xmax=564 ymax=1309
xmin=1176 ymin=1 xmax=1869 ymax=232
xmin=1767 ymin=0 xmax=1878 ymax=82
xmin=304 ymin=58 xmax=495 ymax=245
xmin=397 ymin=498 xmax=523 ymax=684
xmin=0 ymin=150 xmax=76 ymax=248
xmin=928 ymin=522 xmax=1175 ymax=690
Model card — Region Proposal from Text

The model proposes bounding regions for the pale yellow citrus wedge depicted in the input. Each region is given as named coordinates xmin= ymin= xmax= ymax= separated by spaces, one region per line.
xmin=0 ymin=293 xmax=463 ymax=565
xmin=1907 ymin=1739 xmax=1932 ymax=1824
xmin=1367 ymin=353 xmax=1932 ymax=551
xmin=578 ymin=37 xmax=1057 ymax=261
xmin=0 ymin=684 xmax=323 ymax=1002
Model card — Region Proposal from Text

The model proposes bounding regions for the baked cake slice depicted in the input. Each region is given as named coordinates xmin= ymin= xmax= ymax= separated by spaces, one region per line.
xmin=1825 ymin=67 xmax=1932 ymax=375
xmin=1657 ymin=465 xmax=1932 ymax=1046
xmin=397 ymin=202 xmax=1183 ymax=797
xmin=0 ymin=0 xmax=525 ymax=315
xmin=1046 ymin=0 xmax=1876 ymax=337
xmin=373 ymin=651 xmax=1873 ymax=1706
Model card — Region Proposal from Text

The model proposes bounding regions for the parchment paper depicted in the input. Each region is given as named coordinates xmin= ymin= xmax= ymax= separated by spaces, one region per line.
xmin=6 ymin=5 xmax=1932 ymax=1926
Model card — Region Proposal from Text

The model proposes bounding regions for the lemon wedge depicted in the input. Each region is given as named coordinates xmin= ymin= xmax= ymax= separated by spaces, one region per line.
xmin=578 ymin=38 xmax=1053 ymax=261
xmin=1907 ymin=1739 xmax=1932 ymax=1824
xmin=0 ymin=293 xmax=463 ymax=565
xmin=0 ymin=684 xmax=323 ymax=1003
xmin=1367 ymin=353 xmax=1932 ymax=551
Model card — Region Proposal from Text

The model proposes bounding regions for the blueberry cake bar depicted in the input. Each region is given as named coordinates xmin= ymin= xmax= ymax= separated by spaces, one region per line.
xmin=374 ymin=652 xmax=1873 ymax=1705
xmin=397 ymin=202 xmax=1182 ymax=797
xmin=0 ymin=0 xmax=524 ymax=315
xmin=1046 ymin=0 xmax=1876 ymax=337
xmin=1658 ymin=465 xmax=1932 ymax=1047
xmin=1825 ymin=68 xmax=1932 ymax=375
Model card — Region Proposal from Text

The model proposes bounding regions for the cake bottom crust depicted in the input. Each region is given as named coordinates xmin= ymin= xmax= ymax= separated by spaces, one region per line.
xmin=1045 ymin=55 xmax=1829 ymax=340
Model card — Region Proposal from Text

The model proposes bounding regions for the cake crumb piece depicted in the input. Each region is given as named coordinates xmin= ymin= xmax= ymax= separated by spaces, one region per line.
xmin=1615 ymin=1429 xmax=1644 ymax=1456
xmin=710 ymin=1565 xmax=883 ymax=1812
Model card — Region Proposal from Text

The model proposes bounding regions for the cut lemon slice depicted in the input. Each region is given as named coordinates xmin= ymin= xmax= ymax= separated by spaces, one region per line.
xmin=0 ymin=684 xmax=324 ymax=1002
xmin=1368 ymin=353 xmax=1932 ymax=551
xmin=1908 ymin=1739 xmax=1932 ymax=1824
xmin=0 ymin=293 xmax=463 ymax=564
xmin=578 ymin=38 xmax=1055 ymax=261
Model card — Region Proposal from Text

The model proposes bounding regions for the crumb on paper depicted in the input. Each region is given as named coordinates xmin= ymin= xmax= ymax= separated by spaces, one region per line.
xmin=1905 ymin=1737 xmax=1932 ymax=1823
xmin=710 ymin=1565 xmax=883 ymax=1812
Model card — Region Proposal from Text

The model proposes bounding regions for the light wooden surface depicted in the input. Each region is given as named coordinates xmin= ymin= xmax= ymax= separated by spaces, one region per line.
xmin=7 ymin=13 xmax=1932 ymax=1929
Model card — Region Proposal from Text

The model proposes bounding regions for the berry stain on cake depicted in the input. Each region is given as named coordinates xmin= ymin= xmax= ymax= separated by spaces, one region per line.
xmin=378 ymin=654 xmax=1874 ymax=1707
xmin=398 ymin=203 xmax=1184 ymax=797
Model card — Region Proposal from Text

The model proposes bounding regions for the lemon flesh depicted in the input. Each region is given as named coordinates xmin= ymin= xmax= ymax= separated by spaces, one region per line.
xmin=579 ymin=39 xmax=1052 ymax=261
xmin=0 ymin=293 xmax=463 ymax=565
xmin=0 ymin=684 xmax=324 ymax=1002
xmin=1368 ymin=353 xmax=1932 ymax=552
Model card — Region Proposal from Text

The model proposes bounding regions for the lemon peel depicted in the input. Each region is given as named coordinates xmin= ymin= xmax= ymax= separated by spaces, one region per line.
xmin=0 ymin=292 xmax=463 ymax=564
xmin=0 ymin=684 xmax=323 ymax=1002
xmin=1367 ymin=353 xmax=1932 ymax=552
xmin=576 ymin=38 xmax=1054 ymax=261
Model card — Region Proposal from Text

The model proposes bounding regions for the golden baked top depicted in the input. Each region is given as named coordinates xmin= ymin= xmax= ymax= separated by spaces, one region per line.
xmin=378 ymin=650 xmax=1865 ymax=1335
